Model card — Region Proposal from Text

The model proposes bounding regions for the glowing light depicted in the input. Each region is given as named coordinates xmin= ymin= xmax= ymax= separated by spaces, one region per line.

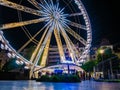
xmin=99 ymin=49 xmax=104 ymax=54
xmin=1 ymin=44 xmax=4 ymax=49
xmin=24 ymin=66 xmax=29 ymax=69
xmin=0 ymin=35 xmax=2 ymax=40
xmin=0 ymin=31 xmax=3 ymax=34
xmin=5 ymin=45 xmax=8 ymax=50
xmin=16 ymin=60 xmax=20 ymax=65
xmin=16 ymin=60 xmax=24 ymax=65
xmin=7 ymin=53 xmax=12 ymax=58
xmin=12 ymin=53 xmax=16 ymax=58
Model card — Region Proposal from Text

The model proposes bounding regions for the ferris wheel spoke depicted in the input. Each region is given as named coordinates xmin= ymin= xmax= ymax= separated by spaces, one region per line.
xmin=0 ymin=18 xmax=47 ymax=30
xmin=56 ymin=0 xmax=59 ymax=11
xmin=18 ymin=38 xmax=37 ymax=53
xmin=64 ymin=12 xmax=83 ymax=17
xmin=21 ymin=26 xmax=39 ymax=44
xmin=39 ymin=0 xmax=44 ymax=4
xmin=0 ymin=0 xmax=41 ymax=16
xmin=18 ymin=23 xmax=38 ymax=44
xmin=65 ymin=25 xmax=87 ymax=45
xmin=17 ymin=10 xmax=36 ymax=43
xmin=27 ymin=0 xmax=41 ymax=10
xmin=62 ymin=0 xmax=72 ymax=9
xmin=39 ymin=0 xmax=52 ymax=12
xmin=18 ymin=20 xmax=52 ymax=53
xmin=39 ymin=3 xmax=50 ymax=14
xmin=67 ymin=20 xmax=87 ymax=30
xmin=50 ymin=0 xmax=54 ymax=7
xmin=43 ymin=0 xmax=51 ymax=9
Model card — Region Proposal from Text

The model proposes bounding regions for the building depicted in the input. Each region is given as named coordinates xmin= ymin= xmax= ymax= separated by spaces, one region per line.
xmin=47 ymin=45 xmax=71 ymax=66
xmin=47 ymin=45 xmax=86 ymax=66
xmin=22 ymin=44 xmax=85 ymax=66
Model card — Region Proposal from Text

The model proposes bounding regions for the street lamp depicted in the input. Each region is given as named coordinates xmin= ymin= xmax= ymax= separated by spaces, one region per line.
xmin=99 ymin=49 xmax=104 ymax=79
xmin=99 ymin=49 xmax=104 ymax=55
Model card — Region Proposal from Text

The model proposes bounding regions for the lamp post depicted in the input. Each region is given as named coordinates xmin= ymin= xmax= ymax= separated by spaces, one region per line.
xmin=99 ymin=49 xmax=104 ymax=79
xmin=110 ymin=59 xmax=113 ymax=79
xmin=67 ymin=63 xmax=70 ymax=74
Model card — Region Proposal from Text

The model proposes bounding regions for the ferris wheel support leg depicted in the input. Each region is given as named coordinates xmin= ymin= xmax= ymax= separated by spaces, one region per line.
xmin=29 ymin=24 xmax=54 ymax=79
xmin=54 ymin=29 xmax=66 ymax=63
xmin=40 ymin=33 xmax=52 ymax=67
xmin=29 ymin=23 xmax=51 ymax=79
xmin=67 ymin=37 xmax=80 ymax=64
xmin=59 ymin=23 xmax=77 ymax=64
xmin=29 ymin=25 xmax=49 ymax=63
xmin=29 ymin=20 xmax=52 ymax=64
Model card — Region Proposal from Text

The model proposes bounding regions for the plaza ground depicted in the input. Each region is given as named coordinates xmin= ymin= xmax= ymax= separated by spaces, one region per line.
xmin=0 ymin=80 xmax=120 ymax=90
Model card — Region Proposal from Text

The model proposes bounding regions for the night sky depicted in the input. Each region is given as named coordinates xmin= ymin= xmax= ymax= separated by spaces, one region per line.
xmin=83 ymin=0 xmax=120 ymax=46
xmin=0 ymin=0 xmax=120 ymax=49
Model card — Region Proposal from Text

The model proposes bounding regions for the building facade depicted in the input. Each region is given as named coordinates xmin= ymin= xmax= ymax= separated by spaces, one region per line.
xmin=47 ymin=45 xmax=85 ymax=66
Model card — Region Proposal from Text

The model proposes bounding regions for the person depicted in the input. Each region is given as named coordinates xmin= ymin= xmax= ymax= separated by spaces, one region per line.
xmin=38 ymin=72 xmax=41 ymax=78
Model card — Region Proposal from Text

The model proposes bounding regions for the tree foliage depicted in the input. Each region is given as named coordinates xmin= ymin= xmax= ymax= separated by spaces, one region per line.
xmin=97 ymin=47 xmax=114 ymax=63
xmin=81 ymin=60 xmax=97 ymax=72
xmin=2 ymin=58 xmax=25 ymax=72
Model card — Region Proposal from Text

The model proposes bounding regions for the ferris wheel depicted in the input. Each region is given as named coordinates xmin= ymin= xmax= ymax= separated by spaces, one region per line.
xmin=0 ymin=0 xmax=92 ymax=77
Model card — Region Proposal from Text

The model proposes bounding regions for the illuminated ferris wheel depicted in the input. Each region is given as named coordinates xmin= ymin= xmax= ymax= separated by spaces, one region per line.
xmin=0 ymin=0 xmax=92 ymax=77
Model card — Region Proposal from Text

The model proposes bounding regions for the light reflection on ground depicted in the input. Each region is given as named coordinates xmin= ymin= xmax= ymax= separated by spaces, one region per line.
xmin=0 ymin=80 xmax=120 ymax=90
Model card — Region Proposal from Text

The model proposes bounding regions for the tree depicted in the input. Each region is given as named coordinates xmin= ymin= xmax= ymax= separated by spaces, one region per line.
xmin=97 ymin=47 xmax=113 ymax=63
xmin=81 ymin=60 xmax=97 ymax=72
xmin=2 ymin=58 xmax=25 ymax=72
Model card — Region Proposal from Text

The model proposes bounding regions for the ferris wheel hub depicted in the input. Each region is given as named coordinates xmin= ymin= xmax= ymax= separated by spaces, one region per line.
xmin=53 ymin=11 xmax=60 ymax=20
xmin=41 ymin=3 xmax=65 ymax=24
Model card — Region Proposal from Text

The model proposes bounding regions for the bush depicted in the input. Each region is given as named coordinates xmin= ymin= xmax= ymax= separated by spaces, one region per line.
xmin=51 ymin=75 xmax=60 ymax=82
xmin=37 ymin=75 xmax=50 ymax=82
xmin=36 ymin=74 xmax=81 ymax=82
